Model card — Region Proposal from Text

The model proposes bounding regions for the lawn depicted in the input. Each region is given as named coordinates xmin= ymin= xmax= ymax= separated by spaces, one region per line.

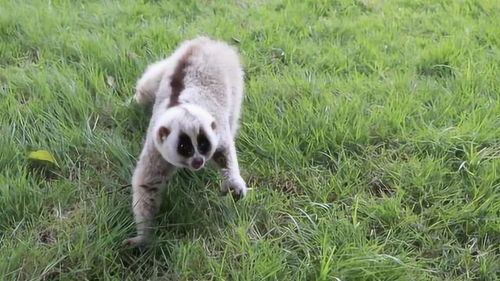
xmin=1 ymin=0 xmax=499 ymax=280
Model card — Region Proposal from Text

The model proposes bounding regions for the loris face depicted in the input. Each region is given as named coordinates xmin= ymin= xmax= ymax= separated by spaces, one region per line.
xmin=153 ymin=105 xmax=218 ymax=170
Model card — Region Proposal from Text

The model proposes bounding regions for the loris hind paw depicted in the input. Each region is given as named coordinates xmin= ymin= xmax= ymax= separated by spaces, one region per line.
xmin=133 ymin=89 xmax=154 ymax=105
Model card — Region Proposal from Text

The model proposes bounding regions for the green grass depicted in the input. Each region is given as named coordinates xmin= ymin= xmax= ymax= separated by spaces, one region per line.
xmin=1 ymin=0 xmax=499 ymax=280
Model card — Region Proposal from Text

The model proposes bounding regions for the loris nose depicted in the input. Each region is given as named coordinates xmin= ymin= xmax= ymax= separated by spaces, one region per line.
xmin=191 ymin=157 xmax=204 ymax=169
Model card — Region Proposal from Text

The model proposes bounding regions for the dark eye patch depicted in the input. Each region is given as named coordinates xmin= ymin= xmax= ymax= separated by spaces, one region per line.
xmin=197 ymin=131 xmax=211 ymax=155
xmin=177 ymin=133 xmax=194 ymax=157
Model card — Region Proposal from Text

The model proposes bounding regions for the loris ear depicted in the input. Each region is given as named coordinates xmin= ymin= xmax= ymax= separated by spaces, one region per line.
xmin=157 ymin=126 xmax=170 ymax=142
xmin=211 ymin=121 xmax=216 ymax=130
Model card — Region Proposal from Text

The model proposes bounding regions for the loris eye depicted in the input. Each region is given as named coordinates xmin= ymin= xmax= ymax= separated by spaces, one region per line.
xmin=177 ymin=133 xmax=194 ymax=157
xmin=197 ymin=132 xmax=211 ymax=155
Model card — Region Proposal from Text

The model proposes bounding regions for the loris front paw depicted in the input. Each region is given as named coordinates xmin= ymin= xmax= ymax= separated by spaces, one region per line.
xmin=221 ymin=174 xmax=247 ymax=200
xmin=122 ymin=236 xmax=149 ymax=248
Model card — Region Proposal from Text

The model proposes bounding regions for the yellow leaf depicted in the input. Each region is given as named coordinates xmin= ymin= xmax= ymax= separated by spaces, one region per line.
xmin=28 ymin=150 xmax=60 ymax=167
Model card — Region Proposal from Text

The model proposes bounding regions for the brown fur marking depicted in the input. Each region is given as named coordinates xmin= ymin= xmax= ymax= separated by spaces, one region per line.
xmin=213 ymin=149 xmax=228 ymax=169
xmin=168 ymin=46 xmax=197 ymax=107
xmin=139 ymin=181 xmax=162 ymax=192
xmin=158 ymin=126 xmax=170 ymax=141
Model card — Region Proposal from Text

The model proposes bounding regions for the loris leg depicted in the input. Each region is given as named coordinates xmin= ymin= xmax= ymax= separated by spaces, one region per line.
xmin=134 ymin=59 xmax=173 ymax=105
xmin=212 ymin=138 xmax=248 ymax=200
xmin=123 ymin=139 xmax=176 ymax=247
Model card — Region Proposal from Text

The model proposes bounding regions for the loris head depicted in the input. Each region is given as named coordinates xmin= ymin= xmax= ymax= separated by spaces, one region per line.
xmin=153 ymin=104 xmax=218 ymax=170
